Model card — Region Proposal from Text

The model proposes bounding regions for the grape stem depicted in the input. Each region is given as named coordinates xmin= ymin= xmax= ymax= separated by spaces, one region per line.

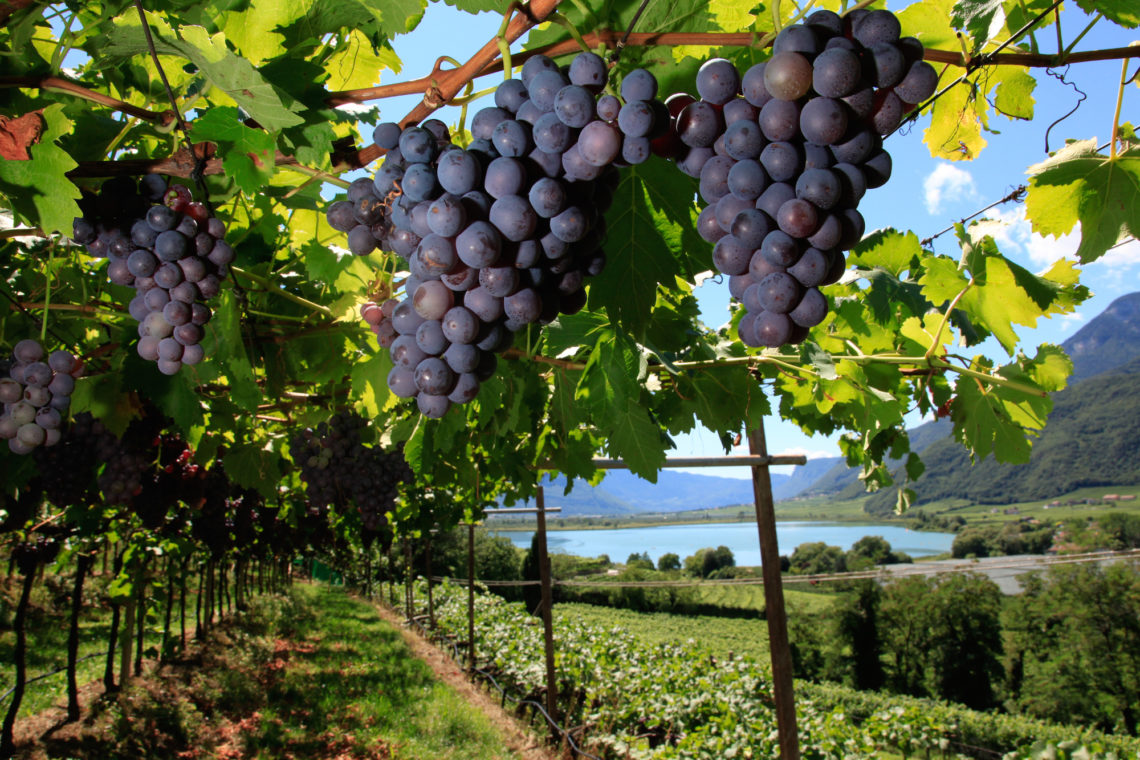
xmin=1110 ymin=58 xmax=1127 ymax=159
xmin=0 ymin=76 xmax=176 ymax=126
xmin=229 ymin=266 xmax=335 ymax=318
xmin=507 ymin=347 xmax=1051 ymax=397
xmin=923 ymin=283 xmax=971 ymax=361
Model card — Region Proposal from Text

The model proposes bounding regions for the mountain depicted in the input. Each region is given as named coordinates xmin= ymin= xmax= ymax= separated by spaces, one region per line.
xmin=775 ymin=456 xmax=843 ymax=499
xmin=863 ymin=355 xmax=1140 ymax=512
xmin=795 ymin=292 xmax=1140 ymax=502
xmin=1062 ymin=292 xmax=1140 ymax=381
xmin=531 ymin=470 xmax=775 ymax=516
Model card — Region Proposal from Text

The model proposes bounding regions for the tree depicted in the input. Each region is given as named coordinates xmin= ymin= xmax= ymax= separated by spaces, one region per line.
xmin=1004 ymin=562 xmax=1140 ymax=733
xmin=657 ymin=552 xmax=681 ymax=571
xmin=834 ymin=580 xmax=885 ymax=691
xmin=1097 ymin=512 xmax=1140 ymax=550
xmin=880 ymin=572 xmax=1004 ymax=708
xmin=789 ymin=542 xmax=846 ymax=575
xmin=845 ymin=535 xmax=894 ymax=570
xmin=683 ymin=546 xmax=735 ymax=578
xmin=626 ymin=551 xmax=654 ymax=570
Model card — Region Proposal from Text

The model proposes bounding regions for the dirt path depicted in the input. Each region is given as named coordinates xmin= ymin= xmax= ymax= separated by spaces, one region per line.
xmin=370 ymin=601 xmax=560 ymax=760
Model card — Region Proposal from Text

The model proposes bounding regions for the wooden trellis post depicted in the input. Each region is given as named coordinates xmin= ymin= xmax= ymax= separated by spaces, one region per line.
xmin=467 ymin=520 xmax=476 ymax=671
xmin=748 ymin=422 xmax=800 ymax=760
xmin=537 ymin=445 xmax=805 ymax=758
xmin=535 ymin=486 xmax=559 ymax=735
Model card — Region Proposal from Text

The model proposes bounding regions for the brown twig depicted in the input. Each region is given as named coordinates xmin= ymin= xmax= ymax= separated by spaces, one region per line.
xmin=350 ymin=0 xmax=565 ymax=168
xmin=502 ymin=347 xmax=587 ymax=370
xmin=0 ymin=0 xmax=37 ymax=27
xmin=0 ymin=76 xmax=176 ymax=126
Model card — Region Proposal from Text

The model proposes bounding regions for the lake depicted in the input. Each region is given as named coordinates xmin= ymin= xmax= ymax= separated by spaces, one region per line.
xmin=491 ymin=521 xmax=955 ymax=566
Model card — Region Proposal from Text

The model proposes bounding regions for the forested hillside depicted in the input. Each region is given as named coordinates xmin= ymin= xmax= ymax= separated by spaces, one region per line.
xmin=865 ymin=356 xmax=1140 ymax=512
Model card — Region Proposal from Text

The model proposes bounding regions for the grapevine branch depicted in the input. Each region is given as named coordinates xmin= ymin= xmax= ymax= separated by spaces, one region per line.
xmin=504 ymin=349 xmax=1052 ymax=398
xmin=0 ymin=76 xmax=176 ymax=126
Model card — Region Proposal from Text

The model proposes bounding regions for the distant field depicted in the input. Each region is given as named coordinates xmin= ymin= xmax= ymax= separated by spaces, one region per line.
xmin=555 ymin=587 xmax=836 ymax=662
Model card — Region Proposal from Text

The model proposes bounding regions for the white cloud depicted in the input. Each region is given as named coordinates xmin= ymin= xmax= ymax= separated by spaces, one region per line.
xmin=776 ymin=446 xmax=837 ymax=460
xmin=923 ymin=162 xmax=977 ymax=214
xmin=970 ymin=206 xmax=1139 ymax=273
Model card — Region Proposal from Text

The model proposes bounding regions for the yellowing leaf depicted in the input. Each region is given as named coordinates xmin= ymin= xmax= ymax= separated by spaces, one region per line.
xmin=924 ymin=81 xmax=987 ymax=161
xmin=993 ymin=68 xmax=1035 ymax=120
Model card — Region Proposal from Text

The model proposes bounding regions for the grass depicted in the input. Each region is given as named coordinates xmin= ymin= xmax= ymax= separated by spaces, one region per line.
xmin=251 ymin=584 xmax=521 ymax=760
xmin=4 ymin=579 xmax=527 ymax=760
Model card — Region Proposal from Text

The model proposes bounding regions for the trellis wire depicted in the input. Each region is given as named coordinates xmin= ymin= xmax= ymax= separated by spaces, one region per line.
xmin=0 ymin=652 xmax=104 ymax=705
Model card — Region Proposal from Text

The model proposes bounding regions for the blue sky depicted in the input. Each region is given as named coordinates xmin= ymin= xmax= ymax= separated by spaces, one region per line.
xmin=363 ymin=2 xmax=1138 ymax=480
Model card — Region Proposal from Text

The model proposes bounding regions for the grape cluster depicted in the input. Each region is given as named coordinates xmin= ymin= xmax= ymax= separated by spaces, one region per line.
xmin=657 ymin=8 xmax=937 ymax=347
xmin=94 ymin=409 xmax=166 ymax=506
xmin=288 ymin=411 xmax=412 ymax=534
xmin=33 ymin=412 xmax=107 ymax=506
xmin=72 ymin=175 xmax=233 ymax=375
xmin=12 ymin=532 xmax=63 ymax=575
xmin=361 ymin=297 xmax=399 ymax=348
xmin=0 ymin=339 xmax=82 ymax=454
xmin=328 ymin=52 xmax=673 ymax=417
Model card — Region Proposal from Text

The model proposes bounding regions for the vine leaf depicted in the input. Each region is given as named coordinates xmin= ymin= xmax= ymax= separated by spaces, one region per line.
xmin=191 ymin=107 xmax=276 ymax=194
xmin=950 ymin=0 xmax=1006 ymax=51
xmin=950 ymin=345 xmax=1071 ymax=463
xmin=1073 ymin=0 xmax=1140 ymax=29
xmin=924 ymin=78 xmax=988 ymax=161
xmin=0 ymin=104 xmax=80 ymax=235
xmin=588 ymin=158 xmax=702 ymax=337
xmin=1025 ymin=141 xmax=1140 ymax=264
xmin=993 ymin=68 xmax=1036 ymax=120
xmin=105 ymin=12 xmax=304 ymax=131
xmin=224 ymin=442 xmax=284 ymax=498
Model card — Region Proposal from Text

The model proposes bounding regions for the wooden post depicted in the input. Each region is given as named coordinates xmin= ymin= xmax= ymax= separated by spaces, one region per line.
xmin=404 ymin=539 xmax=414 ymax=622
xmin=535 ymin=486 xmax=559 ymax=735
xmin=749 ymin=422 xmax=800 ymax=760
xmin=467 ymin=520 xmax=476 ymax=671
xmin=425 ymin=535 xmax=436 ymax=629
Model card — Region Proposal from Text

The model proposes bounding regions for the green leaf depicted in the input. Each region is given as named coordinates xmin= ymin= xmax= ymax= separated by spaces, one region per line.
xmin=1025 ymin=141 xmax=1140 ymax=264
xmin=993 ymin=68 xmax=1036 ymax=120
xmin=1074 ymin=0 xmax=1140 ymax=28
xmin=898 ymin=0 xmax=959 ymax=49
xmin=104 ymin=12 xmax=304 ymax=131
xmin=191 ymin=107 xmax=276 ymax=194
xmin=0 ymin=104 xmax=81 ymax=235
xmin=679 ymin=366 xmax=769 ymax=435
xmin=350 ymin=347 xmax=393 ymax=419
xmin=951 ymin=345 xmax=1071 ymax=463
xmin=224 ymin=442 xmax=284 ymax=498
xmin=950 ymin=0 xmax=1007 ymax=51
xmin=206 ymin=290 xmax=262 ymax=410
xmin=919 ymin=255 xmax=969 ymax=307
xmin=588 ymin=158 xmax=703 ymax=336
xmin=603 ymin=398 xmax=667 ymax=480
xmin=847 ymin=229 xmax=922 ymax=278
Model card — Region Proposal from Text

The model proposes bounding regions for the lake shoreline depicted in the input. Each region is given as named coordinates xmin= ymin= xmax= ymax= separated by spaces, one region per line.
xmin=490 ymin=519 xmax=956 ymax=565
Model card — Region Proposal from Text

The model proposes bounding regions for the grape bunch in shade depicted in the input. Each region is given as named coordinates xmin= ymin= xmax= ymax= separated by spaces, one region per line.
xmin=72 ymin=174 xmax=234 ymax=375
xmin=328 ymin=51 xmax=675 ymax=417
xmin=655 ymin=8 xmax=937 ymax=348
xmin=288 ymin=411 xmax=413 ymax=535
xmin=33 ymin=412 xmax=107 ymax=506
xmin=0 ymin=339 xmax=82 ymax=454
